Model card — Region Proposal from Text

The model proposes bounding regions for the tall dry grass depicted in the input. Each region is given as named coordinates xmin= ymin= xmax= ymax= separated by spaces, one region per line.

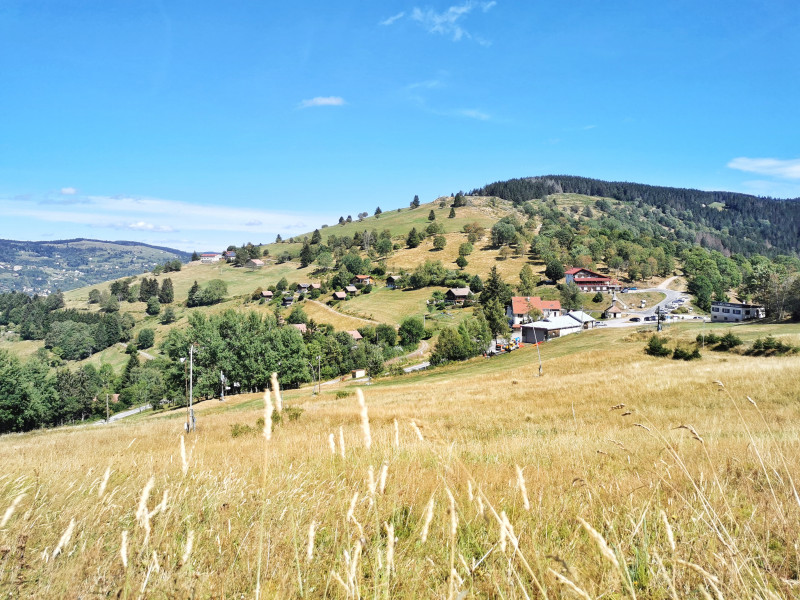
xmin=1 ymin=337 xmax=799 ymax=597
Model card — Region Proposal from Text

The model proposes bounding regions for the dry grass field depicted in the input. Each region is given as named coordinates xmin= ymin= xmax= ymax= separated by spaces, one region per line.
xmin=2 ymin=322 xmax=799 ymax=598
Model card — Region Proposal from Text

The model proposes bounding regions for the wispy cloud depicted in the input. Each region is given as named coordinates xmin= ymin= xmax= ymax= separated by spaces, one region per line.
xmin=299 ymin=96 xmax=346 ymax=109
xmin=407 ymin=79 xmax=444 ymax=90
xmin=458 ymin=108 xmax=490 ymax=120
xmin=380 ymin=11 xmax=405 ymax=26
xmin=410 ymin=1 xmax=496 ymax=42
xmin=0 ymin=192 xmax=329 ymax=250
xmin=60 ymin=187 xmax=77 ymax=195
xmin=727 ymin=157 xmax=800 ymax=179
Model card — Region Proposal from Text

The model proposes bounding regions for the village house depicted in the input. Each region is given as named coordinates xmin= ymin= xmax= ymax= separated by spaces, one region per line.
xmin=332 ymin=291 xmax=347 ymax=301
xmin=200 ymin=253 xmax=222 ymax=264
xmin=310 ymin=283 xmax=321 ymax=290
xmin=520 ymin=311 xmax=596 ymax=343
xmin=261 ymin=290 xmax=273 ymax=299
xmin=297 ymin=282 xmax=311 ymax=292
xmin=345 ymin=285 xmax=358 ymax=295
xmin=282 ymin=292 xmax=295 ymax=307
xmin=352 ymin=274 xmax=372 ymax=285
xmin=711 ymin=301 xmax=765 ymax=323
xmin=386 ymin=275 xmax=400 ymax=289
xmin=506 ymin=296 xmax=562 ymax=325
xmin=564 ymin=267 xmax=622 ymax=292
xmin=245 ymin=258 xmax=264 ymax=270
xmin=445 ymin=287 xmax=471 ymax=305
xmin=290 ymin=323 xmax=307 ymax=334
xmin=223 ymin=251 xmax=237 ymax=263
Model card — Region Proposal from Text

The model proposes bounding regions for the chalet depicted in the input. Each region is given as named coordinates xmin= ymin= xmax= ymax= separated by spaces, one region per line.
xmin=602 ymin=303 xmax=623 ymax=319
xmin=345 ymin=285 xmax=358 ymax=295
xmin=711 ymin=301 xmax=765 ymax=323
xmin=564 ymin=267 xmax=622 ymax=292
xmin=507 ymin=296 xmax=561 ymax=325
xmin=297 ymin=283 xmax=311 ymax=292
xmin=347 ymin=330 xmax=363 ymax=341
xmin=200 ymin=253 xmax=222 ymax=264
xmin=223 ymin=251 xmax=237 ymax=263
xmin=332 ymin=291 xmax=347 ymax=301
xmin=386 ymin=275 xmax=400 ymax=289
xmin=261 ymin=290 xmax=274 ymax=299
xmin=310 ymin=283 xmax=321 ymax=290
xmin=445 ymin=287 xmax=471 ymax=305
xmin=290 ymin=323 xmax=307 ymax=334
xmin=245 ymin=258 xmax=264 ymax=270
xmin=353 ymin=275 xmax=372 ymax=285
xmin=282 ymin=292 xmax=295 ymax=307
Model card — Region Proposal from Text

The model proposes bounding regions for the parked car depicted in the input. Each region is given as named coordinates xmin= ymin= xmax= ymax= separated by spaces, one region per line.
xmin=629 ymin=317 xmax=641 ymax=322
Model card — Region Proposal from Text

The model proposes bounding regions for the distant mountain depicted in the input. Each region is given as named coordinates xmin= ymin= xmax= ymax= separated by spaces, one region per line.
xmin=472 ymin=175 xmax=800 ymax=257
xmin=0 ymin=238 xmax=191 ymax=295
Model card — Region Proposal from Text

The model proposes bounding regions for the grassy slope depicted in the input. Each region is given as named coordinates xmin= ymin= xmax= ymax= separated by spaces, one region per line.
xmin=1 ymin=320 xmax=799 ymax=596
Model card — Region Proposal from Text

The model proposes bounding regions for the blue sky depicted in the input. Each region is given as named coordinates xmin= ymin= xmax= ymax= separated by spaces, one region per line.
xmin=1 ymin=1 xmax=799 ymax=251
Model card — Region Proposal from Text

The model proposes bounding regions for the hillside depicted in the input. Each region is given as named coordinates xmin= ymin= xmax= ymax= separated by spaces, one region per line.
xmin=473 ymin=175 xmax=800 ymax=257
xmin=1 ymin=319 xmax=799 ymax=596
xmin=0 ymin=238 xmax=191 ymax=295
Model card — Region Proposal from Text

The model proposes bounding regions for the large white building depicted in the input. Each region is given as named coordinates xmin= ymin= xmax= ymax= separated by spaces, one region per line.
xmin=710 ymin=301 xmax=765 ymax=323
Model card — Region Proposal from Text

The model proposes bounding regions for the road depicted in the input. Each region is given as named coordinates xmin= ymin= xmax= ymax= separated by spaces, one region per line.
xmin=307 ymin=300 xmax=380 ymax=325
xmin=96 ymin=404 xmax=152 ymax=425
xmin=599 ymin=278 xmax=694 ymax=328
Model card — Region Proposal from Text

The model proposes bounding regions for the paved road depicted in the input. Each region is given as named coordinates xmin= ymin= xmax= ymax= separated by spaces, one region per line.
xmin=96 ymin=404 xmax=151 ymax=425
xmin=598 ymin=279 xmax=693 ymax=329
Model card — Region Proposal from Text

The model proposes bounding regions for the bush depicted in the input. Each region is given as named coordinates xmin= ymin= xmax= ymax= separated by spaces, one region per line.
xmin=137 ymin=328 xmax=155 ymax=350
xmin=335 ymin=390 xmax=352 ymax=399
xmin=672 ymin=346 xmax=701 ymax=360
xmin=645 ymin=335 xmax=671 ymax=357
xmin=696 ymin=332 xmax=720 ymax=345
xmin=717 ymin=332 xmax=743 ymax=351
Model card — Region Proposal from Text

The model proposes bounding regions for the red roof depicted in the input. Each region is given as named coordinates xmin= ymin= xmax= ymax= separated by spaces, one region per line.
xmin=567 ymin=268 xmax=605 ymax=278
xmin=510 ymin=296 xmax=561 ymax=315
xmin=354 ymin=275 xmax=370 ymax=280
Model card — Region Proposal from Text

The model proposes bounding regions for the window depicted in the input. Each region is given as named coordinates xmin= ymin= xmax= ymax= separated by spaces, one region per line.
xmin=733 ymin=309 xmax=741 ymax=314
xmin=712 ymin=307 xmax=719 ymax=312
xmin=722 ymin=308 xmax=730 ymax=313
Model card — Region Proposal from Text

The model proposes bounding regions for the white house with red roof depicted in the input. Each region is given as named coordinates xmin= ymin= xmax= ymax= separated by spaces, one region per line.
xmin=200 ymin=253 xmax=222 ymax=264
xmin=506 ymin=296 xmax=561 ymax=326
xmin=564 ymin=267 xmax=621 ymax=292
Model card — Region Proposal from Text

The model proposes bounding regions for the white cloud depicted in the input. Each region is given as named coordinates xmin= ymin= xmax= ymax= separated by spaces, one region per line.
xmin=410 ymin=1 xmax=495 ymax=42
xmin=125 ymin=221 xmax=175 ymax=232
xmin=60 ymin=187 xmax=77 ymax=195
xmin=299 ymin=96 xmax=346 ymax=109
xmin=727 ymin=157 xmax=800 ymax=179
xmin=245 ymin=220 xmax=263 ymax=226
xmin=458 ymin=108 xmax=490 ymax=120
xmin=380 ymin=11 xmax=405 ymax=26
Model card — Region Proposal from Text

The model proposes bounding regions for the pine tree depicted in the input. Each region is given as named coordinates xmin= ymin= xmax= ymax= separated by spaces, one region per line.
xmin=485 ymin=297 xmax=510 ymax=343
xmin=191 ymin=251 xmax=200 ymax=261
xmin=406 ymin=228 xmax=422 ymax=248
xmin=480 ymin=266 xmax=511 ymax=307
xmin=311 ymin=229 xmax=322 ymax=244
xmin=187 ymin=281 xmax=200 ymax=307
xmin=374 ymin=206 xmax=382 ymax=216
xmin=159 ymin=278 xmax=174 ymax=304
xmin=411 ymin=195 xmax=420 ymax=208
xmin=449 ymin=207 xmax=456 ymax=218
xmin=300 ymin=242 xmax=314 ymax=268
xmin=518 ymin=264 xmax=538 ymax=296
xmin=428 ymin=210 xmax=436 ymax=221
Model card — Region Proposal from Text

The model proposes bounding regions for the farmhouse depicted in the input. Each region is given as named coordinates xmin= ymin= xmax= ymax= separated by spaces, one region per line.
xmin=352 ymin=275 xmax=372 ymax=285
xmin=386 ymin=275 xmax=400 ymax=289
xmin=565 ymin=267 xmax=622 ymax=292
xmin=223 ymin=251 xmax=236 ymax=263
xmin=261 ymin=290 xmax=273 ymax=299
xmin=245 ymin=259 xmax=264 ymax=270
xmin=445 ymin=287 xmax=471 ymax=305
xmin=332 ymin=291 xmax=347 ymax=301
xmin=345 ymin=285 xmax=358 ymax=295
xmin=711 ymin=301 xmax=765 ymax=323
xmin=200 ymin=253 xmax=222 ymax=264
xmin=506 ymin=296 xmax=561 ymax=325
xmin=297 ymin=283 xmax=311 ymax=292
xmin=282 ymin=292 xmax=295 ymax=307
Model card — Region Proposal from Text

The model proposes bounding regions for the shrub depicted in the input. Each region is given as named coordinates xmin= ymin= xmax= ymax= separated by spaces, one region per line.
xmin=696 ymin=332 xmax=720 ymax=345
xmin=335 ymin=390 xmax=352 ymax=399
xmin=645 ymin=335 xmax=671 ymax=357
xmin=717 ymin=332 xmax=743 ymax=351
xmin=672 ymin=346 xmax=701 ymax=361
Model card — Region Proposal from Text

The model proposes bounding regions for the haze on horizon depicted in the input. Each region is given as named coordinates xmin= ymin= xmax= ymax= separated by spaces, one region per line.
xmin=1 ymin=1 xmax=799 ymax=251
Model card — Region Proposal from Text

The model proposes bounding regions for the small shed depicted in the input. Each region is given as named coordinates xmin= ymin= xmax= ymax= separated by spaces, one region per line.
xmin=386 ymin=275 xmax=400 ymax=289
xmin=245 ymin=258 xmax=264 ymax=270
xmin=351 ymin=369 xmax=367 ymax=379
xmin=603 ymin=304 xmax=623 ymax=319
xmin=290 ymin=323 xmax=307 ymax=334
xmin=345 ymin=285 xmax=358 ymax=295
xmin=347 ymin=330 xmax=363 ymax=341
xmin=261 ymin=290 xmax=274 ymax=299
xmin=333 ymin=291 xmax=347 ymax=301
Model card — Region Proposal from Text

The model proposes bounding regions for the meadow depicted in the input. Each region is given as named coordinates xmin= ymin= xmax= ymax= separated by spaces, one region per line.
xmin=1 ymin=321 xmax=799 ymax=598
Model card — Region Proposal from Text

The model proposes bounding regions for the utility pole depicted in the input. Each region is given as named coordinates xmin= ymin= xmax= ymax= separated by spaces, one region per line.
xmin=188 ymin=344 xmax=196 ymax=432
xmin=105 ymin=393 xmax=109 ymax=424
xmin=317 ymin=355 xmax=321 ymax=395
xmin=220 ymin=370 xmax=225 ymax=402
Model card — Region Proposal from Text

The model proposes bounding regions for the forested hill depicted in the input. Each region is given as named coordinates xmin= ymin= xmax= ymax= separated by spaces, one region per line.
xmin=471 ymin=176 xmax=800 ymax=257
xmin=0 ymin=238 xmax=191 ymax=295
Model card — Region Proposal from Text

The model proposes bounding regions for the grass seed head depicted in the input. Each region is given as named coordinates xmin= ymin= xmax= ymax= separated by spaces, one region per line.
xmin=1 ymin=493 xmax=25 ymax=527
xmin=271 ymin=372 xmax=283 ymax=412
xmin=356 ymin=389 xmax=371 ymax=449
